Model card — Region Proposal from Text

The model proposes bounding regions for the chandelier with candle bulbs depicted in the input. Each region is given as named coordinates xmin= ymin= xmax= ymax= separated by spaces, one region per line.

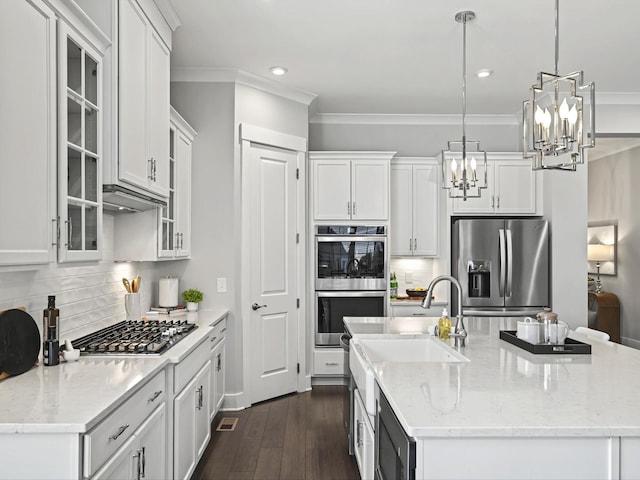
xmin=441 ymin=11 xmax=488 ymax=201
xmin=523 ymin=0 xmax=595 ymax=170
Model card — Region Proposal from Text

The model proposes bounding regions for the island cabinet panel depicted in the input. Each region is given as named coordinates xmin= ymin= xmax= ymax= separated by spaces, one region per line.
xmin=621 ymin=437 xmax=640 ymax=478
xmin=418 ymin=436 xmax=617 ymax=480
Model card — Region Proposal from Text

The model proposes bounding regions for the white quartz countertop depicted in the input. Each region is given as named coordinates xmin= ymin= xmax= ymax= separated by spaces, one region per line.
xmin=0 ymin=308 xmax=229 ymax=434
xmin=345 ymin=316 xmax=640 ymax=438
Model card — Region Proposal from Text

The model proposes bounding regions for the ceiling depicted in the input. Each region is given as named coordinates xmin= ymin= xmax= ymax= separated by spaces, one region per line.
xmin=167 ymin=0 xmax=640 ymax=159
xmin=168 ymin=0 xmax=640 ymax=117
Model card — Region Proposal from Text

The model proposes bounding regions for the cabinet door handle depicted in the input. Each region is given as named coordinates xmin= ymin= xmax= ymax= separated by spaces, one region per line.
xmin=134 ymin=449 xmax=141 ymax=480
xmin=152 ymin=158 xmax=157 ymax=181
xmin=217 ymin=353 xmax=222 ymax=371
xmin=141 ymin=446 xmax=146 ymax=478
xmin=221 ymin=327 xmax=227 ymax=333
xmin=491 ymin=195 xmax=495 ymax=208
xmin=52 ymin=217 xmax=59 ymax=247
xmin=356 ymin=420 xmax=363 ymax=447
xmin=210 ymin=335 xmax=218 ymax=343
xmin=325 ymin=362 xmax=339 ymax=366
xmin=347 ymin=202 xmax=350 ymax=216
xmin=65 ymin=218 xmax=73 ymax=249
xmin=352 ymin=202 xmax=356 ymax=215
xmin=148 ymin=390 xmax=162 ymax=402
xmin=148 ymin=158 xmax=154 ymax=180
xmin=180 ymin=232 xmax=184 ymax=249
xmin=414 ymin=238 xmax=417 ymax=250
xmin=409 ymin=238 xmax=412 ymax=251
xmin=110 ymin=424 xmax=130 ymax=441
xmin=497 ymin=196 xmax=500 ymax=209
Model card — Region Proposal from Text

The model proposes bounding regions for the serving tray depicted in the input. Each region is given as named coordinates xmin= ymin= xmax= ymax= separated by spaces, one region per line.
xmin=500 ymin=330 xmax=592 ymax=355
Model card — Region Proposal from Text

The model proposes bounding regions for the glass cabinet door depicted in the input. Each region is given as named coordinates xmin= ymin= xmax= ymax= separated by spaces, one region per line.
xmin=159 ymin=126 xmax=177 ymax=257
xmin=58 ymin=22 xmax=103 ymax=262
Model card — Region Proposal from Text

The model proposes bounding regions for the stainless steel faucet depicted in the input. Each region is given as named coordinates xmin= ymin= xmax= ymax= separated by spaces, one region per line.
xmin=421 ymin=275 xmax=467 ymax=347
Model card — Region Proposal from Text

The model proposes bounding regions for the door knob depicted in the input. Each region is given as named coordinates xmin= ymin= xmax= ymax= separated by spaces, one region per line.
xmin=252 ymin=303 xmax=267 ymax=311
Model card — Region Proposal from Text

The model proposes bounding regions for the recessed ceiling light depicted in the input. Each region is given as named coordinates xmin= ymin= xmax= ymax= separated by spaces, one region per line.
xmin=476 ymin=69 xmax=493 ymax=78
xmin=269 ymin=66 xmax=288 ymax=76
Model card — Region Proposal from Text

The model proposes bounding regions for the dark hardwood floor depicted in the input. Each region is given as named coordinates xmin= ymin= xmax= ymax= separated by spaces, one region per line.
xmin=193 ymin=385 xmax=360 ymax=480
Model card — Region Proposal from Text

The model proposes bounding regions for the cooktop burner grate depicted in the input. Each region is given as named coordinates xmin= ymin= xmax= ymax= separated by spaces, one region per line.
xmin=71 ymin=319 xmax=197 ymax=355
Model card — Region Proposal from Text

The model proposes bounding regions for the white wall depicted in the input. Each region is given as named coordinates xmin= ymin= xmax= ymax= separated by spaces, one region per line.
xmin=588 ymin=148 xmax=640 ymax=346
xmin=169 ymin=80 xmax=309 ymax=408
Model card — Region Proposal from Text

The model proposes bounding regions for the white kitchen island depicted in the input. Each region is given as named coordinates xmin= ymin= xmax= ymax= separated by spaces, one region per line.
xmin=345 ymin=316 xmax=640 ymax=480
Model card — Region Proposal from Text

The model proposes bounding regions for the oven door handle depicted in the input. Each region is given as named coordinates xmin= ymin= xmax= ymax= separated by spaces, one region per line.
xmin=315 ymin=235 xmax=386 ymax=242
xmin=316 ymin=291 xmax=386 ymax=298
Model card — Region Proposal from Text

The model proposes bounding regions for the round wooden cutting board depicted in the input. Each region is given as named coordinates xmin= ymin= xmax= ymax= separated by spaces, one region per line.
xmin=0 ymin=308 xmax=41 ymax=376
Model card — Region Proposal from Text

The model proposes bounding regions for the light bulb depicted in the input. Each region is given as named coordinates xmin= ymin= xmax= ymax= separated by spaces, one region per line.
xmin=535 ymin=106 xmax=545 ymax=125
xmin=470 ymin=157 xmax=477 ymax=171
xmin=568 ymin=105 xmax=578 ymax=125
xmin=542 ymin=108 xmax=552 ymax=128
xmin=451 ymin=159 xmax=457 ymax=183
xmin=559 ymin=98 xmax=570 ymax=120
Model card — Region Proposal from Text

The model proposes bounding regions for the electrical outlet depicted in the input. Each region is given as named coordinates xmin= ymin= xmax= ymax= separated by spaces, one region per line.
xmin=405 ymin=272 xmax=413 ymax=283
xmin=216 ymin=277 xmax=227 ymax=293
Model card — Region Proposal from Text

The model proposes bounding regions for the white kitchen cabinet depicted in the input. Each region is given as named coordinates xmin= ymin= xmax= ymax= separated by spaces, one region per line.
xmin=313 ymin=348 xmax=347 ymax=376
xmin=57 ymin=19 xmax=106 ymax=263
xmin=117 ymin=0 xmax=170 ymax=198
xmin=390 ymin=158 xmax=439 ymax=256
xmin=310 ymin=151 xmax=394 ymax=221
xmin=354 ymin=388 xmax=375 ymax=480
xmin=84 ymin=369 xmax=166 ymax=478
xmin=92 ymin=404 xmax=166 ymax=480
xmin=208 ymin=316 xmax=227 ymax=420
xmin=450 ymin=153 xmax=538 ymax=215
xmin=174 ymin=360 xmax=211 ymax=480
xmin=113 ymin=107 xmax=195 ymax=261
xmin=159 ymin=108 xmax=195 ymax=258
xmin=0 ymin=0 xmax=56 ymax=266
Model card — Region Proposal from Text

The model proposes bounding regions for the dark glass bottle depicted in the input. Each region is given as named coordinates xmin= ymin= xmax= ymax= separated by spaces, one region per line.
xmin=43 ymin=295 xmax=59 ymax=366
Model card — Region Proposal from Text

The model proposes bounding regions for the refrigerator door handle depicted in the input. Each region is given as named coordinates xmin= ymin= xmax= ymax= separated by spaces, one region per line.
xmin=506 ymin=228 xmax=513 ymax=297
xmin=499 ymin=228 xmax=506 ymax=297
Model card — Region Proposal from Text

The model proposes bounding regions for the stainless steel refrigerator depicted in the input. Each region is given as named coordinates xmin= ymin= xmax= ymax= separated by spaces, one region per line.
xmin=451 ymin=218 xmax=549 ymax=316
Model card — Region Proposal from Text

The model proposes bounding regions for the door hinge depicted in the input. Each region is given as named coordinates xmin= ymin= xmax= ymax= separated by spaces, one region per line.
xmin=296 ymin=168 xmax=299 ymax=179
xmin=296 ymin=298 xmax=300 ymax=308
xmin=297 ymin=363 xmax=300 ymax=374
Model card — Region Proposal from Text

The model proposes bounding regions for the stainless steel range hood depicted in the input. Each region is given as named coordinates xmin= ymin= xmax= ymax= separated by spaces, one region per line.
xmin=103 ymin=184 xmax=166 ymax=213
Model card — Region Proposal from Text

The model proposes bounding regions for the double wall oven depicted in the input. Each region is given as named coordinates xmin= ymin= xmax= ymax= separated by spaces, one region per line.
xmin=315 ymin=225 xmax=387 ymax=347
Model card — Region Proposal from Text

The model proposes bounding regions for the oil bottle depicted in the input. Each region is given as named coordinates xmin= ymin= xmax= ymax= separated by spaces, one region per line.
xmin=43 ymin=295 xmax=60 ymax=366
xmin=438 ymin=308 xmax=451 ymax=340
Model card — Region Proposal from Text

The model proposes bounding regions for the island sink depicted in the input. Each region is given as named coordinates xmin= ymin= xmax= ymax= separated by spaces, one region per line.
xmin=357 ymin=336 xmax=469 ymax=363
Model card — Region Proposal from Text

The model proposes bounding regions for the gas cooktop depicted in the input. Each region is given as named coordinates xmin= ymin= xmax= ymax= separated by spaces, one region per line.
xmin=71 ymin=319 xmax=198 ymax=355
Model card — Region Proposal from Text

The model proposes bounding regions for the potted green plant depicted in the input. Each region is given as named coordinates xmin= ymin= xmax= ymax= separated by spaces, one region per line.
xmin=182 ymin=288 xmax=203 ymax=312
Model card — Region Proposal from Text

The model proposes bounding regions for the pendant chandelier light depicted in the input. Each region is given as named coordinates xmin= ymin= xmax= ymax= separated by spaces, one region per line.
xmin=441 ymin=11 xmax=488 ymax=201
xmin=523 ymin=0 xmax=595 ymax=170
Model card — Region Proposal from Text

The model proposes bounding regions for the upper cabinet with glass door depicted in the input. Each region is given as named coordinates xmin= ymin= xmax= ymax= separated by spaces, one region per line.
xmin=57 ymin=20 xmax=105 ymax=262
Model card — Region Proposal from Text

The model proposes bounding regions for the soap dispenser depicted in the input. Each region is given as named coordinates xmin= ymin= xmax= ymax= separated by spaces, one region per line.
xmin=438 ymin=308 xmax=451 ymax=340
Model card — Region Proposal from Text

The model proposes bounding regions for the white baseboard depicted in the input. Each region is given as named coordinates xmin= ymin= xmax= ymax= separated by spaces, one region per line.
xmin=311 ymin=376 xmax=349 ymax=386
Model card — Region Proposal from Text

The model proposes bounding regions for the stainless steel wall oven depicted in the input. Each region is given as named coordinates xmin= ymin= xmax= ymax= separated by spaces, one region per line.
xmin=315 ymin=225 xmax=387 ymax=347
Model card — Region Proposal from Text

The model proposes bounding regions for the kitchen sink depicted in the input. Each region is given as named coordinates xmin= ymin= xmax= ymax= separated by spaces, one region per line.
xmin=357 ymin=336 xmax=469 ymax=364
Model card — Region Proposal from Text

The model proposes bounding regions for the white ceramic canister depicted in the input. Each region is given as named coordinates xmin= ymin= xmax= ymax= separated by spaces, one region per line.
xmin=159 ymin=277 xmax=179 ymax=307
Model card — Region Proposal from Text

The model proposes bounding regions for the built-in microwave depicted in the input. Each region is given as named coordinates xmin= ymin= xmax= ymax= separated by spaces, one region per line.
xmin=315 ymin=291 xmax=386 ymax=347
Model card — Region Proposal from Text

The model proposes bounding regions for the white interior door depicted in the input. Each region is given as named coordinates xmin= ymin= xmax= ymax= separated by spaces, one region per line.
xmin=248 ymin=143 xmax=299 ymax=405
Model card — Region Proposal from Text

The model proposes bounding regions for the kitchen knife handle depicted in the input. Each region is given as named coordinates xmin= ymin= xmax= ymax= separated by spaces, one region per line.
xmin=498 ymin=229 xmax=506 ymax=297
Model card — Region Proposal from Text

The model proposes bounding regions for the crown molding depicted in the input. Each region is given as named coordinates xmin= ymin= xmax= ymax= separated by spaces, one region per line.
xmin=171 ymin=67 xmax=317 ymax=106
xmin=309 ymin=113 xmax=519 ymax=126
xmin=154 ymin=0 xmax=182 ymax=31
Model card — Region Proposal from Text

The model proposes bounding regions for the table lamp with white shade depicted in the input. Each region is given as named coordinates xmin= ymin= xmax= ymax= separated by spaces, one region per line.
xmin=588 ymin=244 xmax=614 ymax=293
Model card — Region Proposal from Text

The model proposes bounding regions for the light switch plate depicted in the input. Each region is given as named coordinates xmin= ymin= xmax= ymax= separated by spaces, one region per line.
xmin=405 ymin=272 xmax=413 ymax=283
xmin=216 ymin=277 xmax=227 ymax=293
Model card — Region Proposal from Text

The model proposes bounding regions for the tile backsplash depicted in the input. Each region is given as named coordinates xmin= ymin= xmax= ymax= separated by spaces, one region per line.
xmin=0 ymin=215 xmax=140 ymax=340
xmin=390 ymin=257 xmax=448 ymax=301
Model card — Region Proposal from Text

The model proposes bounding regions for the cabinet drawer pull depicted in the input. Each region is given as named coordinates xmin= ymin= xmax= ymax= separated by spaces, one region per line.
xmin=148 ymin=390 xmax=162 ymax=402
xmin=217 ymin=353 xmax=222 ymax=371
xmin=210 ymin=336 xmax=218 ymax=343
xmin=221 ymin=327 xmax=227 ymax=333
xmin=110 ymin=424 xmax=130 ymax=441
xmin=325 ymin=362 xmax=339 ymax=366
